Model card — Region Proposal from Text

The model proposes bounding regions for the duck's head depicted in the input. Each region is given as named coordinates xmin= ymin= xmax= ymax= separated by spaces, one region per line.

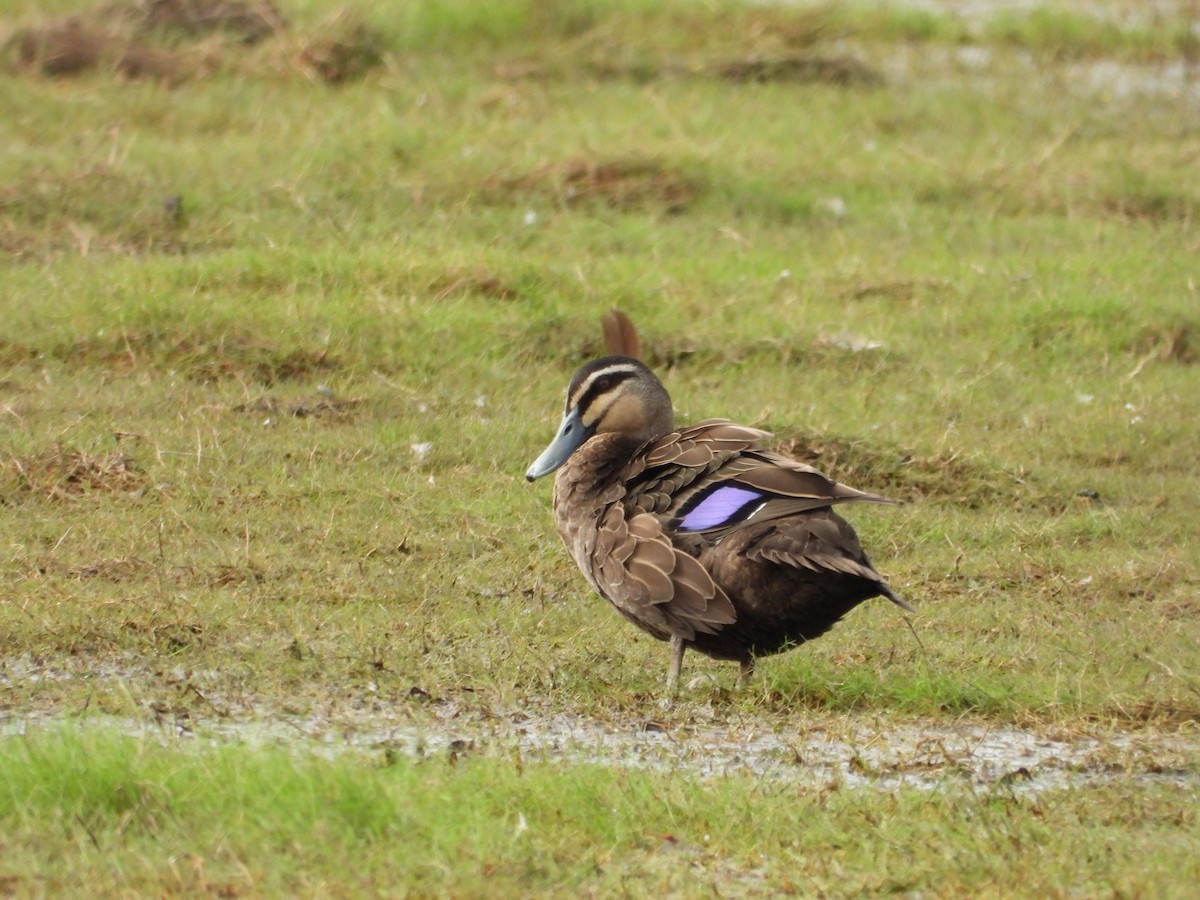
xmin=526 ymin=355 xmax=674 ymax=481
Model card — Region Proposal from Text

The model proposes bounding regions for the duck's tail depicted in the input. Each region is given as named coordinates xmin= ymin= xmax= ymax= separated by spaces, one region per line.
xmin=880 ymin=582 xmax=916 ymax=613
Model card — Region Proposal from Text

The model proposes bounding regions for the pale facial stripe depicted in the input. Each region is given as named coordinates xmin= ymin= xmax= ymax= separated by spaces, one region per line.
xmin=566 ymin=363 xmax=643 ymax=412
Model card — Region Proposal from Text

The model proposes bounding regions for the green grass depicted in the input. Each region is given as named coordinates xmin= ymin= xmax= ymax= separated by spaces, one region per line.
xmin=1 ymin=727 xmax=1196 ymax=896
xmin=2 ymin=0 xmax=1199 ymax=893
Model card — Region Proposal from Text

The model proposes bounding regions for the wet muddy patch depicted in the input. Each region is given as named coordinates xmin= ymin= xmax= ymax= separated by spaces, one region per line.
xmin=467 ymin=712 xmax=1198 ymax=795
xmin=3 ymin=641 xmax=1197 ymax=796
xmin=3 ymin=653 xmax=1195 ymax=797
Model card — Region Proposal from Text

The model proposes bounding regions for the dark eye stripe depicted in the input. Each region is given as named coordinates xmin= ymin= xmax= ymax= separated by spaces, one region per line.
xmin=574 ymin=368 xmax=635 ymax=414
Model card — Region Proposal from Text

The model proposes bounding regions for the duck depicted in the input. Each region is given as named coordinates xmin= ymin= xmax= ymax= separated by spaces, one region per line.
xmin=525 ymin=355 xmax=912 ymax=691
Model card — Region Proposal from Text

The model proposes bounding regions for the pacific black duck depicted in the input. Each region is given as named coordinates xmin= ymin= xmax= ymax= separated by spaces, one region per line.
xmin=526 ymin=355 xmax=912 ymax=690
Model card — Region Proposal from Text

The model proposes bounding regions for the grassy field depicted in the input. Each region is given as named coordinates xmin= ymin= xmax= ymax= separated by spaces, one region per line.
xmin=2 ymin=0 xmax=1199 ymax=895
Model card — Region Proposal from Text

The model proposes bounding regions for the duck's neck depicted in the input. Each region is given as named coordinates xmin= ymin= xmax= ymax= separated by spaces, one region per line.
xmin=554 ymin=433 xmax=647 ymax=503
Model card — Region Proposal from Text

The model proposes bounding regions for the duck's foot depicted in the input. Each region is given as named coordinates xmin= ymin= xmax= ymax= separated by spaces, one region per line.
xmin=666 ymin=636 xmax=686 ymax=693
xmin=735 ymin=658 xmax=755 ymax=689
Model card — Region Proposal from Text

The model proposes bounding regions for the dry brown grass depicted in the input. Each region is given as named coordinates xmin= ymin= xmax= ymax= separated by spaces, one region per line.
xmin=5 ymin=330 xmax=342 ymax=384
xmin=4 ymin=18 xmax=192 ymax=81
xmin=430 ymin=271 xmax=523 ymax=303
xmin=487 ymin=157 xmax=701 ymax=212
xmin=115 ymin=0 xmax=286 ymax=44
xmin=713 ymin=54 xmax=883 ymax=86
xmin=1 ymin=0 xmax=388 ymax=85
xmin=1 ymin=447 xmax=146 ymax=502
xmin=776 ymin=436 xmax=1030 ymax=508
xmin=231 ymin=391 xmax=361 ymax=420
xmin=295 ymin=12 xmax=385 ymax=84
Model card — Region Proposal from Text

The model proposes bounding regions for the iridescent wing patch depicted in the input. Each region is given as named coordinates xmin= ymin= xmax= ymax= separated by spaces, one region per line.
xmin=675 ymin=484 xmax=767 ymax=533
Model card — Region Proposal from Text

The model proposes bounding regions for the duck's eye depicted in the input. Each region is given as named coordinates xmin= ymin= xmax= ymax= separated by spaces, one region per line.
xmin=593 ymin=376 xmax=613 ymax=393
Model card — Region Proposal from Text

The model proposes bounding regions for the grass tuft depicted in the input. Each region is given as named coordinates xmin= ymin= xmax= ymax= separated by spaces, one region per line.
xmin=486 ymin=156 xmax=703 ymax=212
xmin=777 ymin=435 xmax=1031 ymax=508
xmin=1 ymin=447 xmax=146 ymax=503
xmin=713 ymin=54 xmax=883 ymax=87
xmin=296 ymin=10 xmax=387 ymax=84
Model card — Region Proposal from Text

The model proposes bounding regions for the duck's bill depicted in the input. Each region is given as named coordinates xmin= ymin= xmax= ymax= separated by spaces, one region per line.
xmin=526 ymin=407 xmax=590 ymax=481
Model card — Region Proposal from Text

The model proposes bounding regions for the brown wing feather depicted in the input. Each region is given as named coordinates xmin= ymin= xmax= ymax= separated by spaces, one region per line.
xmin=629 ymin=422 xmax=897 ymax=542
xmin=738 ymin=513 xmax=913 ymax=612
xmin=592 ymin=509 xmax=736 ymax=640
xmin=641 ymin=420 xmax=769 ymax=467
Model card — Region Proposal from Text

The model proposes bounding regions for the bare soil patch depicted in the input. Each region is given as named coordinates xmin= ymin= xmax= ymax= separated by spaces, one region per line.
xmin=115 ymin=0 xmax=286 ymax=44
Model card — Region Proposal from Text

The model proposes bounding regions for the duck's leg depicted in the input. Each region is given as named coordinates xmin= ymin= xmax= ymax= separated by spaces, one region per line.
xmin=667 ymin=636 xmax=686 ymax=692
xmin=736 ymin=657 xmax=755 ymax=689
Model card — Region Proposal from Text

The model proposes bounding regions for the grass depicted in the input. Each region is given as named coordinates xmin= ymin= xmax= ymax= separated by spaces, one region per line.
xmin=1 ymin=0 xmax=1199 ymax=894
xmin=1 ymin=726 xmax=1197 ymax=896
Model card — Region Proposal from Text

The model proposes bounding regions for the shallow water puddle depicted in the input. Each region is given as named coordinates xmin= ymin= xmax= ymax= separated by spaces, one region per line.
xmin=6 ymin=704 xmax=1194 ymax=796
xmin=2 ymin=656 xmax=1195 ymax=793
xmin=369 ymin=711 xmax=1198 ymax=794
